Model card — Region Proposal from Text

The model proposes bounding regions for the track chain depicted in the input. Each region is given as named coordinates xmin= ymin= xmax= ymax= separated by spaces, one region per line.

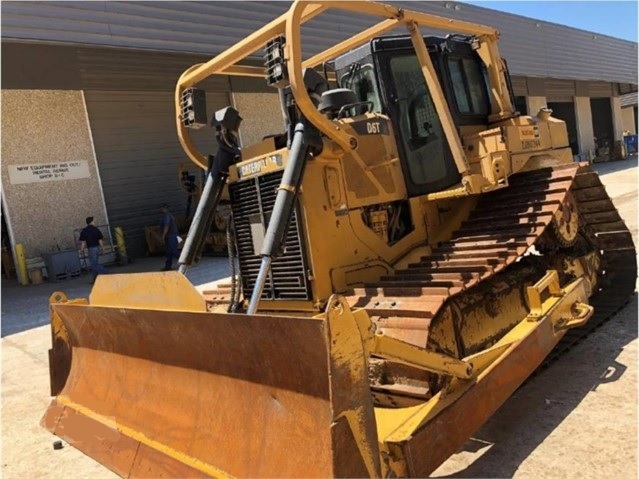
xmin=347 ymin=163 xmax=637 ymax=368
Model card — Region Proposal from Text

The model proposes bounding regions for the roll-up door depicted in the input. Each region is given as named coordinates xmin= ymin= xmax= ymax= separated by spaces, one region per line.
xmin=545 ymin=79 xmax=576 ymax=102
xmin=84 ymin=90 xmax=231 ymax=257
xmin=590 ymin=97 xmax=614 ymax=156
xmin=547 ymin=101 xmax=578 ymax=155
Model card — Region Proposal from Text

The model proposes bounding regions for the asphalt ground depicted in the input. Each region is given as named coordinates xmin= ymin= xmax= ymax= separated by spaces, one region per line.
xmin=1 ymin=156 xmax=637 ymax=478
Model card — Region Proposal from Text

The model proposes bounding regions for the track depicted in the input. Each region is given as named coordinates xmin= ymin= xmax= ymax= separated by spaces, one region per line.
xmin=347 ymin=162 xmax=636 ymax=367
xmin=549 ymin=165 xmax=637 ymax=359
xmin=205 ymin=162 xmax=636 ymax=372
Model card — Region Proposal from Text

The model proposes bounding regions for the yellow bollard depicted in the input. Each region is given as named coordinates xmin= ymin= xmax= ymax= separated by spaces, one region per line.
xmin=114 ymin=226 xmax=128 ymax=264
xmin=14 ymin=243 xmax=29 ymax=286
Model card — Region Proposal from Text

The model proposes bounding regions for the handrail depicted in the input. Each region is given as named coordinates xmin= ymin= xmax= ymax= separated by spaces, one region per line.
xmin=175 ymin=0 xmax=513 ymax=172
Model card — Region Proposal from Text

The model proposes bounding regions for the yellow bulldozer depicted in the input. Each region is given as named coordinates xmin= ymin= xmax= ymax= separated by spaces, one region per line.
xmin=42 ymin=1 xmax=636 ymax=477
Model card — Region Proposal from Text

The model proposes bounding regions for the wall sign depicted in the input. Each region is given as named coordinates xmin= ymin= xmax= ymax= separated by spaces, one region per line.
xmin=8 ymin=161 xmax=91 ymax=185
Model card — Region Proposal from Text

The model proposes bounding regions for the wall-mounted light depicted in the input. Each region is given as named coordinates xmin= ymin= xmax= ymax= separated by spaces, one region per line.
xmin=454 ymin=4 xmax=461 ymax=10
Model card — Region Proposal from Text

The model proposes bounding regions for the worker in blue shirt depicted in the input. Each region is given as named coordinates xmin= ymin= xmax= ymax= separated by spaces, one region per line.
xmin=79 ymin=216 xmax=107 ymax=282
xmin=160 ymin=203 xmax=179 ymax=271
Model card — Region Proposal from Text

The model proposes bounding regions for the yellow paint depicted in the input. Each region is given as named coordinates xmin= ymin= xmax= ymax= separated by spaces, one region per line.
xmin=324 ymin=295 xmax=381 ymax=477
xmin=374 ymin=320 xmax=531 ymax=444
xmin=56 ymin=396 xmax=234 ymax=479
xmin=338 ymin=114 xmax=405 ymax=206
xmin=89 ymin=272 xmax=206 ymax=311
xmin=14 ymin=243 xmax=29 ymax=285
xmin=475 ymin=37 xmax=515 ymax=121
xmin=526 ymin=270 xmax=561 ymax=317
xmin=374 ymin=272 xmax=592 ymax=445
xmin=114 ymin=226 xmax=127 ymax=262
xmin=334 ymin=409 xmax=380 ymax=478
xmin=248 ymin=299 xmax=319 ymax=313
xmin=174 ymin=0 xmax=515 ymax=174
xmin=371 ymin=333 xmax=473 ymax=378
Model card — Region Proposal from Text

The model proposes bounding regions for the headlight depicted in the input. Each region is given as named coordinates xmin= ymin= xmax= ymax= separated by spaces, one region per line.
xmin=180 ymin=87 xmax=207 ymax=129
xmin=264 ymin=36 xmax=288 ymax=88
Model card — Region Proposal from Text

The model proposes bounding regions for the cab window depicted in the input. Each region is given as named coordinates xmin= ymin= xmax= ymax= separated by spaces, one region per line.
xmin=389 ymin=54 xmax=450 ymax=188
xmin=340 ymin=64 xmax=383 ymax=113
xmin=447 ymin=56 xmax=490 ymax=115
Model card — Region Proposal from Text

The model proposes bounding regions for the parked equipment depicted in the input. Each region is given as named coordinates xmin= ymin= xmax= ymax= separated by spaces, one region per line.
xmin=179 ymin=160 xmax=231 ymax=257
xmin=42 ymin=1 xmax=636 ymax=478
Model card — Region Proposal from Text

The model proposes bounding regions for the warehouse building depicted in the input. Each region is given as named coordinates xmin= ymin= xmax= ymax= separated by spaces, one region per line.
xmin=621 ymin=92 xmax=638 ymax=135
xmin=1 ymin=1 xmax=637 ymax=280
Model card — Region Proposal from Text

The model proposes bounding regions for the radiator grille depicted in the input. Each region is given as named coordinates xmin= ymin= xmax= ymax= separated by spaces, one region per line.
xmin=229 ymin=171 xmax=312 ymax=301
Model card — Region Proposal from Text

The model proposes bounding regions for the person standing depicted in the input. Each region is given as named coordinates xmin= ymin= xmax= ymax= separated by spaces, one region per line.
xmin=79 ymin=216 xmax=107 ymax=282
xmin=160 ymin=203 xmax=179 ymax=271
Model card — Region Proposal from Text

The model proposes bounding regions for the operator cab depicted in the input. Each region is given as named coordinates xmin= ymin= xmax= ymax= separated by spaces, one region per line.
xmin=333 ymin=35 xmax=494 ymax=197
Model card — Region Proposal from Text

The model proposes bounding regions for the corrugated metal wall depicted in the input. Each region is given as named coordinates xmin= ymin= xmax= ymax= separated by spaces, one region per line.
xmin=1 ymin=42 xmax=230 ymax=92
xmin=1 ymin=42 xmax=233 ymax=257
xmin=77 ymin=45 xmax=231 ymax=256
xmin=76 ymin=47 xmax=232 ymax=256
xmin=510 ymin=76 xmax=528 ymax=97
xmin=545 ymin=79 xmax=576 ymax=102
xmin=85 ymin=90 xmax=229 ymax=257
xmin=1 ymin=1 xmax=637 ymax=85
xmin=621 ymin=92 xmax=638 ymax=108
xmin=77 ymin=49 xmax=230 ymax=92
xmin=588 ymin=82 xmax=614 ymax=98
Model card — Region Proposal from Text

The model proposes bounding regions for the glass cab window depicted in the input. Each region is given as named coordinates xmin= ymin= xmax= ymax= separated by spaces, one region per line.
xmin=340 ymin=64 xmax=383 ymax=113
xmin=447 ymin=57 xmax=490 ymax=116
xmin=388 ymin=54 xmax=454 ymax=191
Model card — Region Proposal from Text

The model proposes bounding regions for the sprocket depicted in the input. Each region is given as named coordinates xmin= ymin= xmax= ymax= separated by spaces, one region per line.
xmin=551 ymin=192 xmax=579 ymax=247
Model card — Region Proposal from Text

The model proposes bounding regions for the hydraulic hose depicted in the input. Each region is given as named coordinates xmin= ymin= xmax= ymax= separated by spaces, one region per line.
xmin=178 ymin=132 xmax=239 ymax=274
xmin=247 ymin=118 xmax=321 ymax=314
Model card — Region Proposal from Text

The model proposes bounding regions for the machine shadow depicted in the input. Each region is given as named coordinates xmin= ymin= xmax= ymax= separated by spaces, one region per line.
xmin=592 ymin=155 xmax=638 ymax=176
xmin=437 ymin=294 xmax=638 ymax=478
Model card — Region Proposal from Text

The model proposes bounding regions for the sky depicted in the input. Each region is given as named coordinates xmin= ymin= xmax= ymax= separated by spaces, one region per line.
xmin=463 ymin=1 xmax=638 ymax=42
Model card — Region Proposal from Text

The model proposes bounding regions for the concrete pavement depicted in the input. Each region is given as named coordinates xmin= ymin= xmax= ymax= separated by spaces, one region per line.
xmin=1 ymin=255 xmax=232 ymax=479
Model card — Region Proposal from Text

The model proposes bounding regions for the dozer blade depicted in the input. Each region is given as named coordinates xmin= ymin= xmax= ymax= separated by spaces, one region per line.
xmin=42 ymin=273 xmax=381 ymax=478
